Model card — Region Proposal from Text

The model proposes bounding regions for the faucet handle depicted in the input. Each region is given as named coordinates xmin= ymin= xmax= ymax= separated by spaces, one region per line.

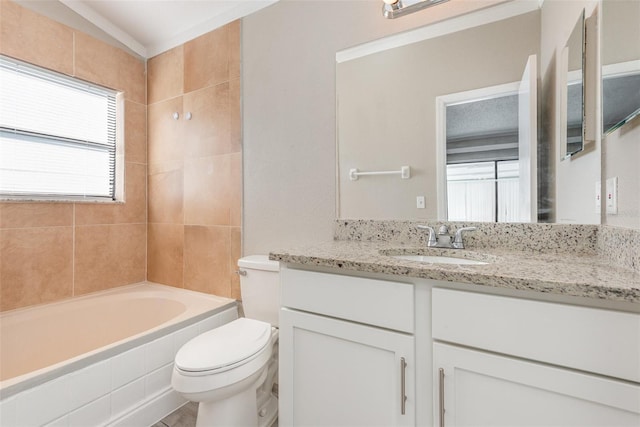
xmin=452 ymin=226 xmax=477 ymax=249
xmin=417 ymin=225 xmax=436 ymax=246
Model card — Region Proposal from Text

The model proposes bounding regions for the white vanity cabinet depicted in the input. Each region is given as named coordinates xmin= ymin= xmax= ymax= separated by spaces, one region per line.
xmin=279 ymin=268 xmax=419 ymax=426
xmin=432 ymin=288 xmax=640 ymax=426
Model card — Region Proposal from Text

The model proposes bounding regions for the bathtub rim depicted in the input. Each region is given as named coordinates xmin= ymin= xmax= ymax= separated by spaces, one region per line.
xmin=0 ymin=282 xmax=237 ymax=399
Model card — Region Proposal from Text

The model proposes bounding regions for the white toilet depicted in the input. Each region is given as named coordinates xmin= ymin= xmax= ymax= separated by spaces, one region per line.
xmin=172 ymin=255 xmax=280 ymax=427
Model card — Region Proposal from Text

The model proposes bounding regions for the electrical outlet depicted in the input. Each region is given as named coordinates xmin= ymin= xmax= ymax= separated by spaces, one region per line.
xmin=606 ymin=177 xmax=618 ymax=215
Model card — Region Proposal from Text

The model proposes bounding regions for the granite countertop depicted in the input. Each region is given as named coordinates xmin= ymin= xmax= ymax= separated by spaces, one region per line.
xmin=270 ymin=240 xmax=640 ymax=304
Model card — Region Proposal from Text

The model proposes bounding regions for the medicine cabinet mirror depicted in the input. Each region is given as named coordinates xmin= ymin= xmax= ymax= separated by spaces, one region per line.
xmin=601 ymin=0 xmax=640 ymax=135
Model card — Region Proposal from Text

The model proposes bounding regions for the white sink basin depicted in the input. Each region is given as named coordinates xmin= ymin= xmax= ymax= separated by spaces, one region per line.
xmin=391 ymin=254 xmax=488 ymax=265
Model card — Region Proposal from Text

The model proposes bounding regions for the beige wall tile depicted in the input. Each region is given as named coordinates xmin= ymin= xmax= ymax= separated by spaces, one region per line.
xmin=0 ymin=227 xmax=73 ymax=311
xmin=148 ymin=96 xmax=184 ymax=164
xmin=184 ymin=155 xmax=232 ymax=226
xmin=184 ymin=225 xmax=231 ymax=297
xmin=74 ymin=32 xmax=146 ymax=104
xmin=125 ymin=100 xmax=147 ymax=164
xmin=148 ymin=45 xmax=184 ymax=104
xmin=148 ymin=165 xmax=183 ymax=224
xmin=229 ymin=77 xmax=242 ymax=153
xmin=74 ymin=224 xmax=146 ymax=295
xmin=147 ymin=223 xmax=183 ymax=287
xmin=0 ymin=204 xmax=73 ymax=229
xmin=184 ymin=25 xmax=229 ymax=93
xmin=228 ymin=20 xmax=241 ymax=80
xmin=183 ymin=83 xmax=231 ymax=158
xmin=122 ymin=162 xmax=148 ymax=223
xmin=0 ymin=1 xmax=73 ymax=75
xmin=75 ymin=162 xmax=146 ymax=225
xmin=229 ymin=226 xmax=242 ymax=300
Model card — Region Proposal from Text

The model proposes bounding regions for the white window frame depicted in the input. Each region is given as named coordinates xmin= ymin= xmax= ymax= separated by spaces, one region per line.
xmin=0 ymin=55 xmax=123 ymax=202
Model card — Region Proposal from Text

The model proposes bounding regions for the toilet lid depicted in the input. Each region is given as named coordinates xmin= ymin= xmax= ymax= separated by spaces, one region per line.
xmin=175 ymin=318 xmax=272 ymax=373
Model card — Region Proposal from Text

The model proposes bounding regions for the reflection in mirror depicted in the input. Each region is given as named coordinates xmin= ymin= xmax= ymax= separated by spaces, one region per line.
xmin=563 ymin=10 xmax=585 ymax=158
xmin=336 ymin=11 xmax=540 ymax=222
xmin=444 ymin=92 xmax=520 ymax=222
xmin=602 ymin=0 xmax=640 ymax=135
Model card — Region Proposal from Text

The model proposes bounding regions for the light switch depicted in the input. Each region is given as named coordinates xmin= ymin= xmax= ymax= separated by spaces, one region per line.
xmin=595 ymin=181 xmax=601 ymax=214
xmin=416 ymin=196 xmax=425 ymax=209
xmin=606 ymin=177 xmax=618 ymax=215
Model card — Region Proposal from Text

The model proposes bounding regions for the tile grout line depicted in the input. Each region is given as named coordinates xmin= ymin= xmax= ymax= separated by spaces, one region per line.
xmin=72 ymin=32 xmax=76 ymax=77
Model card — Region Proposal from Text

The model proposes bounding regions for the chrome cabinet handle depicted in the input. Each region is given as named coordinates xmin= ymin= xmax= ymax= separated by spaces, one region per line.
xmin=400 ymin=357 xmax=407 ymax=415
xmin=439 ymin=368 xmax=445 ymax=427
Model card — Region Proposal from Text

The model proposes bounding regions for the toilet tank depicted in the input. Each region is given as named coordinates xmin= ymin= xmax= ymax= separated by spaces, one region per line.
xmin=237 ymin=255 xmax=280 ymax=327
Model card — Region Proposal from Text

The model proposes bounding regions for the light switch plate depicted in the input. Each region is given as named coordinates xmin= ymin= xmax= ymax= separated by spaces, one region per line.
xmin=595 ymin=181 xmax=601 ymax=214
xmin=606 ymin=177 xmax=618 ymax=215
xmin=416 ymin=196 xmax=425 ymax=209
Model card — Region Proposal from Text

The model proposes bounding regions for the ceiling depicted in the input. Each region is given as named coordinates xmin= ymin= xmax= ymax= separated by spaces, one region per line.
xmin=15 ymin=0 xmax=278 ymax=59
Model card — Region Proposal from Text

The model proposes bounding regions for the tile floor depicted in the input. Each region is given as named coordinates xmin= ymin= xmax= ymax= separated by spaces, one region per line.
xmin=152 ymin=402 xmax=278 ymax=427
xmin=152 ymin=402 xmax=198 ymax=427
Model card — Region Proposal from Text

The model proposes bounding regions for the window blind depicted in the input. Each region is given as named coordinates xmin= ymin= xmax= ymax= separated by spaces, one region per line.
xmin=0 ymin=56 xmax=117 ymax=200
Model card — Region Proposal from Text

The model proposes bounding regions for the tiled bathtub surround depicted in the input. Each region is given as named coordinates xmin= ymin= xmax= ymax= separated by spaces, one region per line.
xmin=146 ymin=22 xmax=242 ymax=300
xmin=0 ymin=1 xmax=243 ymax=313
xmin=0 ymin=1 xmax=147 ymax=312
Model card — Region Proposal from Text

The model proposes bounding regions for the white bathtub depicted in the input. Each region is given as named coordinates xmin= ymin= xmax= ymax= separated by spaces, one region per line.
xmin=0 ymin=282 xmax=238 ymax=426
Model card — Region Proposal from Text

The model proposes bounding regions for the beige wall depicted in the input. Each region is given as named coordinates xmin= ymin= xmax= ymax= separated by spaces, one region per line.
xmin=242 ymin=0 xmax=506 ymax=255
xmin=603 ymin=116 xmax=640 ymax=230
xmin=337 ymin=11 xmax=540 ymax=220
xmin=146 ymin=23 xmax=243 ymax=299
xmin=0 ymin=1 xmax=147 ymax=312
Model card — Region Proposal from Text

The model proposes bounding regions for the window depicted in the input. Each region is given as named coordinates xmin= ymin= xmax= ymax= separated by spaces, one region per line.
xmin=0 ymin=55 xmax=119 ymax=201
xmin=447 ymin=160 xmax=520 ymax=222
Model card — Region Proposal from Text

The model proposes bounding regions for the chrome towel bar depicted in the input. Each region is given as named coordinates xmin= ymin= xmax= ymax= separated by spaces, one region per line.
xmin=349 ymin=166 xmax=411 ymax=181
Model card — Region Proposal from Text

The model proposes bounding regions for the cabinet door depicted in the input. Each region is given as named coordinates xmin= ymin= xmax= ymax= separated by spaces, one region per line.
xmin=280 ymin=308 xmax=415 ymax=427
xmin=434 ymin=343 xmax=640 ymax=426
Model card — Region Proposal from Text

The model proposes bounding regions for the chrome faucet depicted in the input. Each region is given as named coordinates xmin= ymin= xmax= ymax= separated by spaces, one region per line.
xmin=417 ymin=225 xmax=437 ymax=247
xmin=417 ymin=225 xmax=476 ymax=249
xmin=452 ymin=226 xmax=477 ymax=249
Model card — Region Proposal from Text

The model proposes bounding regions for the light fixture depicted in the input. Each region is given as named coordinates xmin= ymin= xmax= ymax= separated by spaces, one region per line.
xmin=382 ymin=0 xmax=450 ymax=19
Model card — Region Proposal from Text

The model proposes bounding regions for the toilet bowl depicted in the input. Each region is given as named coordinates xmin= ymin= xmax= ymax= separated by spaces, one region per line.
xmin=171 ymin=255 xmax=280 ymax=427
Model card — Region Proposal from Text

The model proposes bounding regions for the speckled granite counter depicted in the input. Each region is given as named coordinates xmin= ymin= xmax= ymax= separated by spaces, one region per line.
xmin=269 ymin=221 xmax=640 ymax=305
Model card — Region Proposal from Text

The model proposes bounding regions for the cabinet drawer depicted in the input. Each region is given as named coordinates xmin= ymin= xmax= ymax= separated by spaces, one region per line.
xmin=432 ymin=288 xmax=640 ymax=382
xmin=281 ymin=268 xmax=414 ymax=333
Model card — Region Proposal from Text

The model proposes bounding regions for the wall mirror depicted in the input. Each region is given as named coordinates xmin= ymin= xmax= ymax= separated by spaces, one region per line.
xmin=561 ymin=10 xmax=585 ymax=158
xmin=336 ymin=8 xmax=540 ymax=222
xmin=601 ymin=0 xmax=640 ymax=135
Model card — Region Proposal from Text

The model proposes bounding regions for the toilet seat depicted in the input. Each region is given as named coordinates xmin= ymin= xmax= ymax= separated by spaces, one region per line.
xmin=175 ymin=318 xmax=272 ymax=376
